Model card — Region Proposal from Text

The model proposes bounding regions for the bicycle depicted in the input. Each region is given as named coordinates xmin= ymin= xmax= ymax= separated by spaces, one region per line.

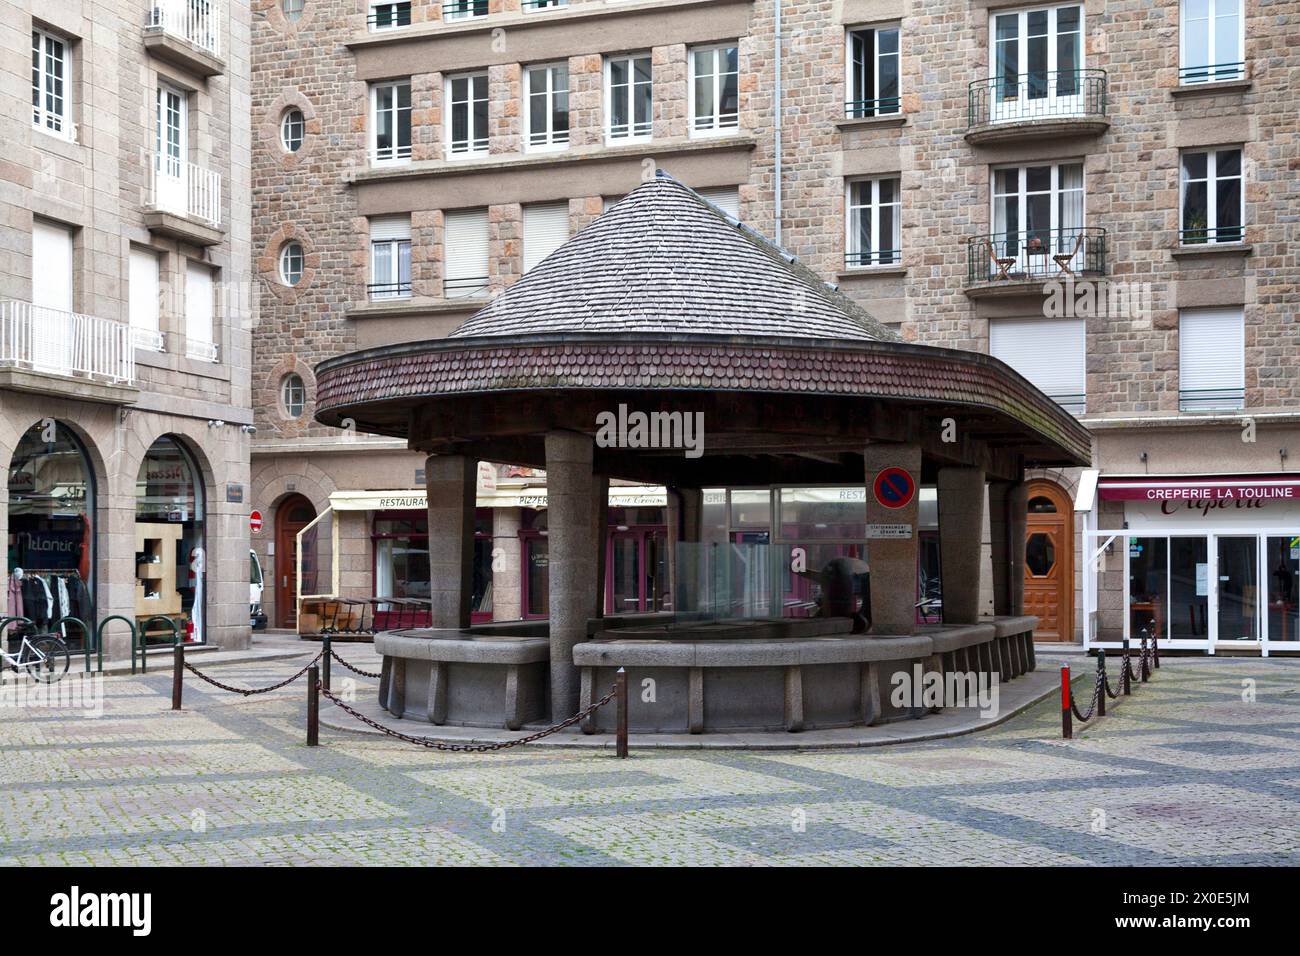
xmin=1 ymin=631 xmax=70 ymax=683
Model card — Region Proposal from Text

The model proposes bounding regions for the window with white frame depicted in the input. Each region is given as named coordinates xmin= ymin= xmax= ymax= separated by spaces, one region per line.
xmin=129 ymin=247 xmax=164 ymax=352
xmin=372 ymin=80 xmax=411 ymax=164
xmin=369 ymin=1 xmax=411 ymax=30
xmin=370 ymin=215 xmax=411 ymax=299
xmin=525 ymin=64 xmax=569 ymax=150
xmin=606 ymin=53 xmax=652 ymax=141
xmin=447 ymin=72 xmax=489 ymax=156
xmin=990 ymin=5 xmax=1084 ymax=121
xmin=281 ymin=373 xmax=306 ymax=418
xmin=32 ymin=29 xmax=72 ymax=140
xmin=522 ymin=203 xmax=569 ymax=273
xmin=846 ymin=178 xmax=901 ymax=267
xmin=443 ymin=0 xmax=488 ymax=23
xmin=185 ymin=260 xmax=217 ymax=362
xmin=279 ymin=241 xmax=304 ymax=286
xmin=689 ymin=44 xmax=739 ymax=135
xmin=1180 ymin=148 xmax=1242 ymax=244
xmin=1179 ymin=307 xmax=1245 ymax=411
xmin=990 ymin=317 xmax=1086 ymax=414
xmin=281 ymin=108 xmax=305 ymax=152
xmin=522 ymin=0 xmax=567 ymax=10
xmin=282 ymin=0 xmax=305 ymax=20
xmin=846 ymin=25 xmax=899 ymax=118
xmin=990 ymin=161 xmax=1085 ymax=276
xmin=1180 ymin=0 xmax=1243 ymax=83
xmin=443 ymin=208 xmax=490 ymax=298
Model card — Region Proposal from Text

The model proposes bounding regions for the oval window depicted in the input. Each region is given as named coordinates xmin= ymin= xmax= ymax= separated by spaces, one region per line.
xmin=1026 ymin=533 xmax=1056 ymax=577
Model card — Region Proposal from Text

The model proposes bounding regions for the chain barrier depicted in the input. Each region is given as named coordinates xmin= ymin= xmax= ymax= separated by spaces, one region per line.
xmin=329 ymin=649 xmax=382 ymax=680
xmin=183 ymin=652 xmax=323 ymax=697
xmin=318 ymin=680 xmax=619 ymax=753
xmin=1062 ymin=633 xmax=1159 ymax=739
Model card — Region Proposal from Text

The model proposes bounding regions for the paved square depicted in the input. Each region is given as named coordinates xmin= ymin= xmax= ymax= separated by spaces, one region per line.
xmin=2 ymin=649 xmax=1298 ymax=866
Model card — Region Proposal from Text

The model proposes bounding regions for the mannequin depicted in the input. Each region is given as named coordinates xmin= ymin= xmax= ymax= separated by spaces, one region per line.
xmin=8 ymin=568 xmax=23 ymax=620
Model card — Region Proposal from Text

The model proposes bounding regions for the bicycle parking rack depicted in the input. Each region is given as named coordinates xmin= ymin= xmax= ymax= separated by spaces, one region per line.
xmin=135 ymin=616 xmax=180 ymax=675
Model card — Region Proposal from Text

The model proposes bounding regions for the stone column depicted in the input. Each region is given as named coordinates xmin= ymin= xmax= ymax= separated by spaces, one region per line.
xmin=937 ymin=466 xmax=986 ymax=625
xmin=1008 ymin=481 xmax=1029 ymax=616
xmin=491 ymin=507 xmax=522 ymax=621
xmin=591 ymin=475 xmax=609 ymax=620
xmin=987 ymin=482 xmax=1012 ymax=617
xmin=545 ymin=431 xmax=597 ymax=719
xmin=425 ymin=455 xmax=476 ymax=630
xmin=863 ymin=443 xmax=922 ymax=635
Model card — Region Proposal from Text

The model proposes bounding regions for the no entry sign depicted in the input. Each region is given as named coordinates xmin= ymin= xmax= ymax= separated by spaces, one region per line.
xmin=873 ymin=468 xmax=916 ymax=510
xmin=250 ymin=510 xmax=263 ymax=534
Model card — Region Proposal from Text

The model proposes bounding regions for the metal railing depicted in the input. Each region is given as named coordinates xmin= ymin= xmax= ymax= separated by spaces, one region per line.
xmin=966 ymin=227 xmax=1107 ymax=283
xmin=146 ymin=0 xmax=222 ymax=58
xmin=1047 ymin=392 xmax=1087 ymax=416
xmin=845 ymin=249 xmax=901 ymax=268
xmin=368 ymin=281 xmax=412 ymax=300
xmin=522 ymin=0 xmax=567 ymax=8
xmin=185 ymin=339 xmax=219 ymax=363
xmin=844 ymin=96 xmax=901 ymax=119
xmin=0 ymin=301 xmax=135 ymax=384
xmin=445 ymin=276 xmax=490 ymax=298
xmin=144 ymin=153 xmax=223 ymax=229
xmin=132 ymin=328 xmax=166 ymax=352
xmin=442 ymin=0 xmax=487 ymax=20
xmin=1179 ymin=224 xmax=1244 ymax=245
xmin=968 ymin=69 xmax=1107 ymax=128
xmin=368 ymin=2 xmax=412 ymax=29
xmin=1179 ymin=61 xmax=1246 ymax=84
xmin=1179 ymin=387 xmax=1245 ymax=412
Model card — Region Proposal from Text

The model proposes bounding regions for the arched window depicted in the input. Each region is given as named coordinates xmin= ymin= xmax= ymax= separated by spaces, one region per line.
xmin=279 ymin=241 xmax=304 ymax=286
xmin=281 ymin=372 xmax=306 ymax=417
xmin=281 ymin=109 xmax=305 ymax=152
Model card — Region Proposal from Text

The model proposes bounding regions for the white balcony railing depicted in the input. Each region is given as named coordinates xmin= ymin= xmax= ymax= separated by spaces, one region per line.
xmin=146 ymin=0 xmax=222 ymax=58
xmin=145 ymin=153 xmax=223 ymax=229
xmin=132 ymin=327 xmax=166 ymax=352
xmin=0 ymin=301 xmax=135 ymax=385
xmin=185 ymin=339 xmax=219 ymax=363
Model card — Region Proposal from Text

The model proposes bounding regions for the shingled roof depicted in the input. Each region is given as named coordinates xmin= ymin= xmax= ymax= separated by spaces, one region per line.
xmin=450 ymin=173 xmax=898 ymax=343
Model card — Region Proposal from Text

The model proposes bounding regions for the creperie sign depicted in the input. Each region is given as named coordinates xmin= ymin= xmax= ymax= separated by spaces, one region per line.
xmin=1100 ymin=480 xmax=1299 ymax=516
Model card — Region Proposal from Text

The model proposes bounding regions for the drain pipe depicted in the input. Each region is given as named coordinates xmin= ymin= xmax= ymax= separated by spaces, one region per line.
xmin=773 ymin=0 xmax=783 ymax=247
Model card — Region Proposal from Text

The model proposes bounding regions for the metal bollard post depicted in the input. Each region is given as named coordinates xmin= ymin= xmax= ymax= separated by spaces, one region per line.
xmin=1121 ymin=637 xmax=1131 ymax=695
xmin=171 ymin=642 xmax=184 ymax=711
xmin=1152 ymin=630 xmax=1160 ymax=670
xmin=1061 ymin=663 xmax=1072 ymax=740
xmin=615 ymin=666 xmax=628 ymax=759
xmin=307 ymin=665 xmax=319 ymax=747
xmin=1141 ymin=632 xmax=1150 ymax=683
xmin=321 ymin=635 xmax=332 ymax=693
xmin=1096 ymin=650 xmax=1106 ymax=717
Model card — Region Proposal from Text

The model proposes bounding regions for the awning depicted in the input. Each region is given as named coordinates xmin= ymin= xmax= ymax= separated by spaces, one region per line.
xmin=327 ymin=486 xmax=668 ymax=512
xmin=1097 ymin=476 xmax=1300 ymax=503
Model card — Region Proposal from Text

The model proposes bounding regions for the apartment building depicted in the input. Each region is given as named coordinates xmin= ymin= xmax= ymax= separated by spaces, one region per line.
xmin=251 ymin=0 xmax=1299 ymax=653
xmin=1 ymin=0 xmax=254 ymax=658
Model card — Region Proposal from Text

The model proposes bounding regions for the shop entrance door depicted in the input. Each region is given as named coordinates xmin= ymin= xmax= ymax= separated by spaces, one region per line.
xmin=1024 ymin=480 xmax=1073 ymax=641
xmin=1214 ymin=535 xmax=1260 ymax=647
xmin=275 ymin=495 xmax=316 ymax=628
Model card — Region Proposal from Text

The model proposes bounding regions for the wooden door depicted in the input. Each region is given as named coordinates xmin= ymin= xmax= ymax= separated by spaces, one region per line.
xmin=274 ymin=495 xmax=316 ymax=628
xmin=1024 ymin=480 xmax=1073 ymax=641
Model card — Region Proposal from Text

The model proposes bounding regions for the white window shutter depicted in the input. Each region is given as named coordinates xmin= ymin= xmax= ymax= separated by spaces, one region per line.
xmin=444 ymin=208 xmax=490 ymax=297
xmin=522 ymin=202 xmax=570 ymax=273
xmin=370 ymin=214 xmax=411 ymax=242
xmin=696 ymin=186 xmax=741 ymax=219
xmin=129 ymin=248 xmax=161 ymax=333
xmin=32 ymin=220 xmax=74 ymax=312
xmin=989 ymin=318 xmax=1087 ymax=412
xmin=1180 ymin=307 xmax=1244 ymax=392
xmin=185 ymin=261 xmax=214 ymax=345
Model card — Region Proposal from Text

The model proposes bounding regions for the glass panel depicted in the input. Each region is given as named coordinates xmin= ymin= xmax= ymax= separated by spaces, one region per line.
xmin=1169 ymin=537 xmax=1209 ymax=639
xmin=1266 ymin=535 xmax=1299 ymax=642
xmin=472 ymin=537 xmax=492 ymax=615
xmin=1026 ymin=532 xmax=1056 ymax=576
xmin=778 ymin=487 xmax=866 ymax=540
xmin=1216 ymin=536 xmax=1258 ymax=642
xmin=526 ymin=537 xmax=549 ymax=616
xmin=609 ymin=533 xmax=641 ymax=613
xmin=1128 ymin=537 xmax=1168 ymax=641
xmin=783 ymin=542 xmax=869 ymax=620
xmin=996 ymin=15 xmax=1019 ymax=100
xmin=1028 ymin=496 xmax=1057 ymax=513
xmin=729 ymin=489 xmax=770 ymax=530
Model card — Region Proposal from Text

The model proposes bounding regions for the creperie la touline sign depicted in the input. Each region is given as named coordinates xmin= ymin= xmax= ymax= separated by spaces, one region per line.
xmin=1099 ymin=479 xmax=1300 ymax=514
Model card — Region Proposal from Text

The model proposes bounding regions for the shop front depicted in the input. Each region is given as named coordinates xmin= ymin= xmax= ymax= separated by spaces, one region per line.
xmin=1081 ymin=474 xmax=1300 ymax=654
xmin=134 ymin=436 xmax=207 ymax=644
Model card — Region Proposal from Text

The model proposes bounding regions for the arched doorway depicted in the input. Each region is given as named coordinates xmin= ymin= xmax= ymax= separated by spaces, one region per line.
xmin=135 ymin=436 xmax=206 ymax=644
xmin=274 ymin=494 xmax=316 ymax=628
xmin=1024 ymin=479 xmax=1074 ymax=642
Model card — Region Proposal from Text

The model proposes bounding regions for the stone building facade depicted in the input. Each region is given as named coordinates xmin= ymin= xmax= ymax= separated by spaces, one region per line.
xmin=1 ymin=0 xmax=254 ymax=657
xmin=251 ymin=0 xmax=1299 ymax=651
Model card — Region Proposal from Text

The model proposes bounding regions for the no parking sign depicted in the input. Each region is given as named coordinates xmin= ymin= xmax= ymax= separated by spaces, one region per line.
xmin=873 ymin=467 xmax=916 ymax=510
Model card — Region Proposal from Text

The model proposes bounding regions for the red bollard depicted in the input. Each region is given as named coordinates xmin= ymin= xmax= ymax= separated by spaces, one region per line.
xmin=1061 ymin=663 xmax=1072 ymax=740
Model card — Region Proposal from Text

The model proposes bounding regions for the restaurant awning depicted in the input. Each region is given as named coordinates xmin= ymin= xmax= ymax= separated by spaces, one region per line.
xmin=327 ymin=486 xmax=668 ymax=512
xmin=1096 ymin=475 xmax=1300 ymax=502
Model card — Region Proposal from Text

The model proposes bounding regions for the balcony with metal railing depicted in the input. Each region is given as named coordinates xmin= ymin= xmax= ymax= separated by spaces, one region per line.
xmin=143 ymin=153 xmax=224 ymax=246
xmin=144 ymin=0 xmax=224 ymax=76
xmin=442 ymin=0 xmax=488 ymax=21
xmin=965 ymin=228 xmax=1107 ymax=296
xmin=0 ymin=301 xmax=136 ymax=400
xmin=966 ymin=70 xmax=1108 ymax=145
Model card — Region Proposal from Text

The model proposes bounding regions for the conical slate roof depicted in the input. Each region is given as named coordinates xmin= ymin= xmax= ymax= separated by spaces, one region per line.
xmin=450 ymin=173 xmax=897 ymax=342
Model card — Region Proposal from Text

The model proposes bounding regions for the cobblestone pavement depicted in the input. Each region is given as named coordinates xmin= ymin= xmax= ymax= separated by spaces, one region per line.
xmin=2 ymin=648 xmax=1298 ymax=866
